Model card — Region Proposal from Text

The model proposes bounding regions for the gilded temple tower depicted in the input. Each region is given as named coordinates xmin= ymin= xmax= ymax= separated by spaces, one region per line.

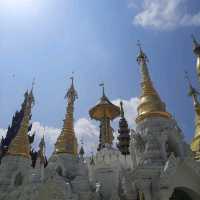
xmin=134 ymin=43 xmax=172 ymax=166
xmin=186 ymin=73 xmax=200 ymax=160
xmin=136 ymin=43 xmax=171 ymax=123
xmin=190 ymin=36 xmax=200 ymax=160
xmin=89 ymin=84 xmax=120 ymax=150
xmin=7 ymin=89 xmax=35 ymax=158
xmin=55 ymin=77 xmax=78 ymax=155
xmin=0 ymin=87 xmax=35 ymax=197
xmin=130 ymin=44 xmax=194 ymax=200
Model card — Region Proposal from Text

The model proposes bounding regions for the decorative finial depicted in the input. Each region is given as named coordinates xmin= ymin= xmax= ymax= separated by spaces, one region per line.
xmin=99 ymin=83 xmax=105 ymax=97
xmin=137 ymin=40 xmax=142 ymax=52
xmin=184 ymin=71 xmax=199 ymax=97
xmin=136 ymin=40 xmax=149 ymax=65
xmin=43 ymin=127 xmax=45 ymax=142
xmin=191 ymin=35 xmax=200 ymax=82
xmin=65 ymin=75 xmax=78 ymax=103
xmin=191 ymin=34 xmax=199 ymax=47
xmin=70 ymin=77 xmax=74 ymax=85
xmin=120 ymin=101 xmax=125 ymax=118
xmin=70 ymin=72 xmax=74 ymax=86
xmin=31 ymin=78 xmax=36 ymax=91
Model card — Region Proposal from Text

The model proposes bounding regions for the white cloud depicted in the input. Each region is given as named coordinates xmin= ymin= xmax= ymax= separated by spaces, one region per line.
xmin=0 ymin=0 xmax=40 ymax=17
xmin=0 ymin=97 xmax=139 ymax=157
xmin=131 ymin=0 xmax=200 ymax=30
xmin=30 ymin=122 xmax=60 ymax=157
xmin=112 ymin=97 xmax=139 ymax=128
xmin=0 ymin=128 xmax=7 ymax=139
xmin=30 ymin=120 xmax=99 ymax=157
xmin=75 ymin=118 xmax=99 ymax=154
xmin=180 ymin=12 xmax=200 ymax=26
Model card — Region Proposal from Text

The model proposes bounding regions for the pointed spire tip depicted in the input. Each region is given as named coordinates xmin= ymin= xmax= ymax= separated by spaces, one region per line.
xmin=136 ymin=40 xmax=149 ymax=65
xmin=31 ymin=78 xmax=36 ymax=91
xmin=99 ymin=83 xmax=105 ymax=97
xmin=191 ymin=34 xmax=198 ymax=45
xmin=120 ymin=101 xmax=125 ymax=118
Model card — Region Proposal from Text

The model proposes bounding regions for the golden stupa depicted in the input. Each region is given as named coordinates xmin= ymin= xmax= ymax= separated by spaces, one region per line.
xmin=136 ymin=44 xmax=171 ymax=123
xmin=8 ymin=89 xmax=35 ymax=158
xmin=189 ymin=36 xmax=200 ymax=160
xmin=55 ymin=77 xmax=78 ymax=155
xmin=186 ymin=72 xmax=200 ymax=160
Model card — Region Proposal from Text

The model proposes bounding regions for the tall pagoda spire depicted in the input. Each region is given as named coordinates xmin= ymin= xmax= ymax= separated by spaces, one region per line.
xmin=55 ymin=77 xmax=78 ymax=155
xmin=89 ymin=84 xmax=120 ymax=150
xmin=192 ymin=35 xmax=200 ymax=81
xmin=7 ymin=86 xmax=35 ymax=158
xmin=136 ymin=41 xmax=171 ymax=123
xmin=185 ymin=72 xmax=200 ymax=160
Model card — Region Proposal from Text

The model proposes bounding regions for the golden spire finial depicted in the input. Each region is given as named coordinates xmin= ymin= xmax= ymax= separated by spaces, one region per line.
xmin=8 ymin=88 xmax=35 ymax=158
xmin=191 ymin=35 xmax=200 ymax=81
xmin=65 ymin=74 xmax=78 ymax=103
xmin=136 ymin=42 xmax=171 ymax=123
xmin=31 ymin=77 xmax=36 ymax=91
xmin=55 ymin=76 xmax=78 ymax=155
xmin=70 ymin=72 xmax=74 ymax=87
xmin=137 ymin=40 xmax=149 ymax=65
xmin=192 ymin=35 xmax=199 ymax=48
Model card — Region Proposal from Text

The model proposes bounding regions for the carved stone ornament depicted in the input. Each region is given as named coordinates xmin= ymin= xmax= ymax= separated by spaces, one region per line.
xmin=161 ymin=153 xmax=179 ymax=179
xmin=131 ymin=129 xmax=145 ymax=153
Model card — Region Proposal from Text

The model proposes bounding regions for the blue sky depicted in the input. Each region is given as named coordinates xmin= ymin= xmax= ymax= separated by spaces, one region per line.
xmin=0 ymin=0 xmax=200 ymax=154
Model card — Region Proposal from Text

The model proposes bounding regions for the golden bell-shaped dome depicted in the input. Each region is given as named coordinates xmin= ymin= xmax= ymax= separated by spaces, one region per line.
xmin=89 ymin=84 xmax=120 ymax=120
xmin=89 ymin=95 xmax=120 ymax=121
xmin=136 ymin=45 xmax=171 ymax=123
